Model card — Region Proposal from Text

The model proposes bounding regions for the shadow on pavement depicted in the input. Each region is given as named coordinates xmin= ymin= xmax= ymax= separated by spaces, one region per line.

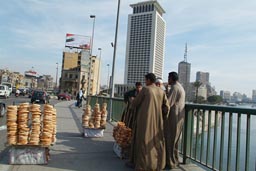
xmin=44 ymin=102 xmax=132 ymax=171
xmin=45 ymin=131 xmax=132 ymax=171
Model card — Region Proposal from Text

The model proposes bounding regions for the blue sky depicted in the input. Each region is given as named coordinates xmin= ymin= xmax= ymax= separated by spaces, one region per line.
xmin=0 ymin=0 xmax=256 ymax=97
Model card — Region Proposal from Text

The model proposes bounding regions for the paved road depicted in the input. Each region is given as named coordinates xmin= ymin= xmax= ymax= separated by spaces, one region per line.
xmin=0 ymin=100 xmax=204 ymax=171
xmin=0 ymin=94 xmax=60 ymax=158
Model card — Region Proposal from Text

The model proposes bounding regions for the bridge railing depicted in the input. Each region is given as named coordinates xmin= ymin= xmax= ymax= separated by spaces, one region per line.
xmin=88 ymin=96 xmax=125 ymax=121
xmin=89 ymin=96 xmax=255 ymax=171
xmin=182 ymin=104 xmax=256 ymax=171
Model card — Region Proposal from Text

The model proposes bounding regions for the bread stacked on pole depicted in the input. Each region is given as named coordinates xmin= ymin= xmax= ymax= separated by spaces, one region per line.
xmin=17 ymin=103 xmax=30 ymax=145
xmin=100 ymin=103 xmax=107 ymax=127
xmin=7 ymin=106 xmax=18 ymax=145
xmin=93 ymin=104 xmax=101 ymax=128
xmin=40 ymin=104 xmax=54 ymax=146
xmin=29 ymin=104 xmax=41 ymax=145
xmin=82 ymin=105 xmax=91 ymax=127
xmin=51 ymin=108 xmax=57 ymax=144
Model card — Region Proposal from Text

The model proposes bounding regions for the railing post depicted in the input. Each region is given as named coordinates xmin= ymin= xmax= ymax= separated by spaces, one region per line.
xmin=245 ymin=114 xmax=251 ymax=171
xmin=183 ymin=105 xmax=192 ymax=164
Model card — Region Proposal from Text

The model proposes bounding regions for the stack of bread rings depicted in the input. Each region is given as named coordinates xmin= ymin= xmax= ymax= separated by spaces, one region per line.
xmin=82 ymin=105 xmax=91 ymax=127
xmin=51 ymin=108 xmax=57 ymax=144
xmin=100 ymin=103 xmax=107 ymax=128
xmin=82 ymin=103 xmax=108 ymax=129
xmin=17 ymin=103 xmax=30 ymax=145
xmin=6 ymin=103 xmax=57 ymax=146
xmin=40 ymin=104 xmax=53 ymax=146
xmin=29 ymin=104 xmax=41 ymax=145
xmin=7 ymin=105 xmax=18 ymax=145
xmin=93 ymin=104 xmax=101 ymax=128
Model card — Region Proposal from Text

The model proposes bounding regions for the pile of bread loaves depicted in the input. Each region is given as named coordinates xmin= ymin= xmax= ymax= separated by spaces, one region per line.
xmin=6 ymin=103 xmax=57 ymax=146
xmin=113 ymin=122 xmax=132 ymax=148
xmin=82 ymin=103 xmax=107 ymax=129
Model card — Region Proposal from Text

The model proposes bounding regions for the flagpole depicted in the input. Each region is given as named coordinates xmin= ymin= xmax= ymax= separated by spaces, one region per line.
xmin=108 ymin=0 xmax=120 ymax=121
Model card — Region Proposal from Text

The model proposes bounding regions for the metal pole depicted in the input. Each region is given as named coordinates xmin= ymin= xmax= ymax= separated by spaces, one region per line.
xmin=109 ymin=0 xmax=120 ymax=121
xmin=56 ymin=62 xmax=58 ymax=88
xmin=90 ymin=15 xmax=96 ymax=56
xmin=107 ymin=64 xmax=110 ymax=94
xmin=87 ymin=15 xmax=96 ymax=103
xmin=96 ymin=48 xmax=102 ymax=95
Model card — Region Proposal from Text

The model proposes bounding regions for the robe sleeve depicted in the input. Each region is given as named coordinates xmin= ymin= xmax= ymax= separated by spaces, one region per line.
xmin=168 ymin=86 xmax=179 ymax=108
xmin=162 ymin=93 xmax=170 ymax=120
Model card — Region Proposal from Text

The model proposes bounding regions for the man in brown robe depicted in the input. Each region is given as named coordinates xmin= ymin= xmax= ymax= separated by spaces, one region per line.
xmin=164 ymin=72 xmax=185 ymax=169
xmin=127 ymin=73 xmax=169 ymax=171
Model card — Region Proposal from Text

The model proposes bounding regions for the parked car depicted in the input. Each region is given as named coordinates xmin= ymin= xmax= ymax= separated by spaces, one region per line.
xmin=58 ymin=93 xmax=71 ymax=101
xmin=1 ymin=82 xmax=12 ymax=96
xmin=31 ymin=90 xmax=50 ymax=104
xmin=27 ymin=88 xmax=33 ymax=98
xmin=12 ymin=87 xmax=16 ymax=94
xmin=0 ymin=102 xmax=5 ymax=117
xmin=19 ymin=88 xmax=27 ymax=96
xmin=0 ymin=85 xmax=10 ymax=98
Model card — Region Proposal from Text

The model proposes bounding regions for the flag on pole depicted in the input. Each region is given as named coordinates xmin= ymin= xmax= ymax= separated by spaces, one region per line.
xmin=66 ymin=33 xmax=75 ymax=42
xmin=65 ymin=33 xmax=91 ymax=49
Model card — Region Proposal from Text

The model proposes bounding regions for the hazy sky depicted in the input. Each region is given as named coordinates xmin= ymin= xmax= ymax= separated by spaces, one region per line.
xmin=0 ymin=0 xmax=255 ymax=97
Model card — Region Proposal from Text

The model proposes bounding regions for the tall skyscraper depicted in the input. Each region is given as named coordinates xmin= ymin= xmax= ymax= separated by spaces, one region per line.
xmin=124 ymin=0 xmax=166 ymax=84
xmin=196 ymin=71 xmax=210 ymax=85
xmin=252 ymin=90 xmax=256 ymax=103
xmin=178 ymin=61 xmax=191 ymax=87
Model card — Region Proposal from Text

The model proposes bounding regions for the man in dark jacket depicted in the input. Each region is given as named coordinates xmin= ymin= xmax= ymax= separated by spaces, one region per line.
xmin=121 ymin=82 xmax=142 ymax=128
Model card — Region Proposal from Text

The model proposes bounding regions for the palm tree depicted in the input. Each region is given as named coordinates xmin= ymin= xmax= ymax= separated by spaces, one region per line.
xmin=193 ymin=81 xmax=202 ymax=103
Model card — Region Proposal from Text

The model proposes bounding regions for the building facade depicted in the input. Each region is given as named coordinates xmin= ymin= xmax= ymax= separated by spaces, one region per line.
xmin=198 ymin=85 xmax=207 ymax=100
xmin=220 ymin=90 xmax=231 ymax=102
xmin=37 ymin=75 xmax=54 ymax=90
xmin=196 ymin=71 xmax=210 ymax=85
xmin=60 ymin=50 xmax=100 ymax=97
xmin=124 ymin=0 xmax=166 ymax=84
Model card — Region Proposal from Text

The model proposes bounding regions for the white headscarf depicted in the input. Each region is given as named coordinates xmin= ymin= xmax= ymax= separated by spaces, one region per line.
xmin=79 ymin=90 xmax=83 ymax=98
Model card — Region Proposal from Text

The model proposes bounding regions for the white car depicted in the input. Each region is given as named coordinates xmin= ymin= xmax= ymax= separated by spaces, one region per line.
xmin=1 ymin=82 xmax=12 ymax=96
xmin=0 ymin=85 xmax=10 ymax=98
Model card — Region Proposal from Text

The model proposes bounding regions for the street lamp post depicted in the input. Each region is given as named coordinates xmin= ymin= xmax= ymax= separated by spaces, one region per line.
xmin=56 ymin=62 xmax=58 ymax=88
xmin=87 ymin=15 xmax=96 ymax=103
xmin=90 ymin=15 xmax=96 ymax=55
xmin=96 ymin=48 xmax=102 ymax=95
xmin=107 ymin=64 xmax=110 ymax=94
xmin=31 ymin=66 xmax=34 ymax=88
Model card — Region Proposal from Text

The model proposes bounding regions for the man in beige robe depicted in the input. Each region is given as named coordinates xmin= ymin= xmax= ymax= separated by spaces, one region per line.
xmin=164 ymin=72 xmax=185 ymax=169
xmin=127 ymin=73 xmax=169 ymax=171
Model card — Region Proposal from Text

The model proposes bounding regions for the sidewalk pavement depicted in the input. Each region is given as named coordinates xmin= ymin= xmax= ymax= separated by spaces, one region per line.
xmin=0 ymin=101 xmax=205 ymax=171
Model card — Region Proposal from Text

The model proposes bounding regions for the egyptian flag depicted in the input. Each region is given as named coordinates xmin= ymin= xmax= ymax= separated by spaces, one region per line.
xmin=66 ymin=33 xmax=75 ymax=42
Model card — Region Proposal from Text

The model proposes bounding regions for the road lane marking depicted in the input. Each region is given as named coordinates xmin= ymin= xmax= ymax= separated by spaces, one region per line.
xmin=0 ymin=125 xmax=6 ymax=131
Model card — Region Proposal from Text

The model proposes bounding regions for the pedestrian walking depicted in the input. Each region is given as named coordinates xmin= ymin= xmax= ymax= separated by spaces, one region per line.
xmin=76 ymin=88 xmax=84 ymax=108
